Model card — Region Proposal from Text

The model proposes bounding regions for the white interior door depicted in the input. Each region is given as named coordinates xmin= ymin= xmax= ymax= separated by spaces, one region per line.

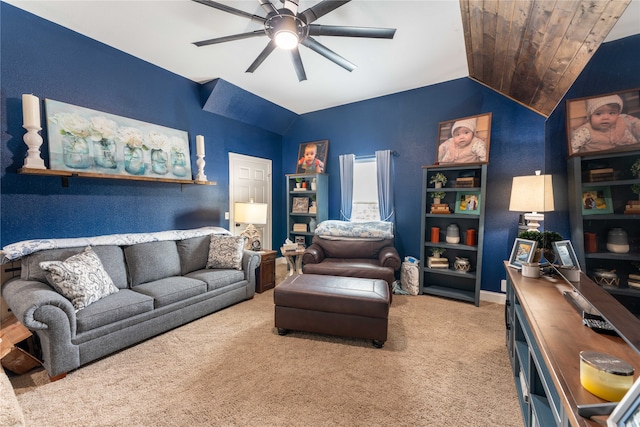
xmin=229 ymin=153 xmax=272 ymax=250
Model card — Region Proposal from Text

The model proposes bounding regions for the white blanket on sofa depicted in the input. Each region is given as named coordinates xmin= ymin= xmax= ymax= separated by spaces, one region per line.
xmin=314 ymin=220 xmax=394 ymax=240
xmin=1 ymin=227 xmax=231 ymax=263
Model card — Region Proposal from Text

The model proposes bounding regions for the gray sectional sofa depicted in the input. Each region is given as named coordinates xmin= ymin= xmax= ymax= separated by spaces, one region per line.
xmin=1 ymin=230 xmax=260 ymax=379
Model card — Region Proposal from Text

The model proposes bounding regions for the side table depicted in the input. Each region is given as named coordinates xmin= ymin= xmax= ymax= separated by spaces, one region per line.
xmin=280 ymin=247 xmax=306 ymax=277
xmin=255 ymin=250 xmax=277 ymax=293
xmin=0 ymin=314 xmax=41 ymax=374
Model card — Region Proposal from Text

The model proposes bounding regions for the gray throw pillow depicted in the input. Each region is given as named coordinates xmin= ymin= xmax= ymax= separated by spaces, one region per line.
xmin=39 ymin=246 xmax=119 ymax=311
xmin=206 ymin=236 xmax=245 ymax=270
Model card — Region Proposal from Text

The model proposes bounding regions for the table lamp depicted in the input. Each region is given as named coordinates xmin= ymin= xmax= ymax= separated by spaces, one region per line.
xmin=509 ymin=171 xmax=554 ymax=232
xmin=234 ymin=199 xmax=268 ymax=251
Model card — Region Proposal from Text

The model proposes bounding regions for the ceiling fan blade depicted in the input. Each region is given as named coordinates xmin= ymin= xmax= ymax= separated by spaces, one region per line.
xmin=282 ymin=0 xmax=299 ymax=14
xmin=194 ymin=30 xmax=266 ymax=47
xmin=258 ymin=0 xmax=278 ymax=16
xmin=301 ymin=37 xmax=356 ymax=72
xmin=290 ymin=47 xmax=307 ymax=81
xmin=309 ymin=25 xmax=396 ymax=39
xmin=300 ymin=0 xmax=351 ymax=24
xmin=191 ymin=0 xmax=266 ymax=24
xmin=246 ymin=40 xmax=277 ymax=73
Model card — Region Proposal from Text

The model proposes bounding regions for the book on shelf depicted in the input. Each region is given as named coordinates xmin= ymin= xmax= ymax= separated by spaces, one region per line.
xmin=455 ymin=177 xmax=479 ymax=188
xmin=587 ymin=168 xmax=614 ymax=182
xmin=293 ymin=223 xmax=307 ymax=232
xmin=430 ymin=203 xmax=451 ymax=214
xmin=624 ymin=200 xmax=640 ymax=214
xmin=427 ymin=256 xmax=449 ymax=268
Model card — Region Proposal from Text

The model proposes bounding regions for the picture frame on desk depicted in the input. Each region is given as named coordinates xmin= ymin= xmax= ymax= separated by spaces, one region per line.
xmin=553 ymin=240 xmax=580 ymax=269
xmin=581 ymin=186 xmax=613 ymax=215
xmin=508 ymin=238 xmax=537 ymax=270
xmin=454 ymin=191 xmax=481 ymax=214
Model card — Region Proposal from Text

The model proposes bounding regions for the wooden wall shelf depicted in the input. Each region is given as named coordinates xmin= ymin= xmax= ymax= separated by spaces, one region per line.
xmin=18 ymin=168 xmax=216 ymax=186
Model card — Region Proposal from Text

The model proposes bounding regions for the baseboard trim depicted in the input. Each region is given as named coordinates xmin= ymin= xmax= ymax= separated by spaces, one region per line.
xmin=480 ymin=290 xmax=506 ymax=305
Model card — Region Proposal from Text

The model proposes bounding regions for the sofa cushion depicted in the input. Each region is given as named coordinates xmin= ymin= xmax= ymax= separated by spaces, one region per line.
xmin=302 ymin=259 xmax=396 ymax=286
xmin=186 ymin=269 xmax=245 ymax=292
xmin=177 ymin=236 xmax=209 ymax=275
xmin=125 ymin=241 xmax=181 ymax=287
xmin=21 ymin=245 xmax=127 ymax=288
xmin=39 ymin=246 xmax=119 ymax=311
xmin=206 ymin=235 xmax=245 ymax=270
xmin=133 ymin=276 xmax=206 ymax=308
xmin=76 ymin=289 xmax=154 ymax=333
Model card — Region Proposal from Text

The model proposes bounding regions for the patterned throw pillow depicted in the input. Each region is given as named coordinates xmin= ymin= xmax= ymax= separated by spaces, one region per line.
xmin=206 ymin=235 xmax=246 ymax=270
xmin=39 ymin=246 xmax=119 ymax=311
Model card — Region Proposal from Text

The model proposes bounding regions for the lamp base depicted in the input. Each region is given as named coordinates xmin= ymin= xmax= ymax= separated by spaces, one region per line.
xmin=240 ymin=224 xmax=262 ymax=251
xmin=524 ymin=212 xmax=544 ymax=232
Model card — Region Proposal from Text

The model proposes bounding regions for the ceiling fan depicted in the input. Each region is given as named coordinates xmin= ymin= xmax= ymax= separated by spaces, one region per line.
xmin=192 ymin=0 xmax=396 ymax=81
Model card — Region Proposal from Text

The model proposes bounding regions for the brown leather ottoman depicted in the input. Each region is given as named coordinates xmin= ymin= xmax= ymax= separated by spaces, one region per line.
xmin=273 ymin=274 xmax=390 ymax=348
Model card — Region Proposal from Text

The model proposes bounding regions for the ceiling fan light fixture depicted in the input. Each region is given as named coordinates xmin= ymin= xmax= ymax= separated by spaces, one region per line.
xmin=272 ymin=14 xmax=301 ymax=50
xmin=274 ymin=29 xmax=299 ymax=49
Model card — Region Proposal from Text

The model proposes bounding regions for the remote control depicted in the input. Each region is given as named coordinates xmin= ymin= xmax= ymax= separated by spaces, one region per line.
xmin=583 ymin=316 xmax=618 ymax=336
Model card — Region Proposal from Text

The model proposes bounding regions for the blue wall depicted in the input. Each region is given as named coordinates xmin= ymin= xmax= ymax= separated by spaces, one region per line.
xmin=1 ymin=4 xmax=284 ymax=243
xmin=285 ymin=80 xmax=546 ymax=293
xmin=3 ymin=4 xmax=638 ymax=295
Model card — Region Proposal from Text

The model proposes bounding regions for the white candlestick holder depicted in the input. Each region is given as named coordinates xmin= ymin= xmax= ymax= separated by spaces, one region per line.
xmin=22 ymin=124 xmax=46 ymax=169
xmin=195 ymin=155 xmax=207 ymax=182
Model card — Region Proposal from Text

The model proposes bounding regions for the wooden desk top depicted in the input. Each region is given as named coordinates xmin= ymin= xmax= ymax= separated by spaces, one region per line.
xmin=505 ymin=263 xmax=640 ymax=427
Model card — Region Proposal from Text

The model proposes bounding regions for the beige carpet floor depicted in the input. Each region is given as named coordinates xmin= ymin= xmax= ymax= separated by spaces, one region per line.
xmin=8 ymin=266 xmax=522 ymax=426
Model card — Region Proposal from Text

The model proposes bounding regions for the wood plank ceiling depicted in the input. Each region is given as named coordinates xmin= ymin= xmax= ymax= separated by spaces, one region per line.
xmin=460 ymin=0 xmax=632 ymax=117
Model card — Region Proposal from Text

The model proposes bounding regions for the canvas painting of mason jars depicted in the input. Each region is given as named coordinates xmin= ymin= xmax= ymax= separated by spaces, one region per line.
xmin=44 ymin=99 xmax=192 ymax=180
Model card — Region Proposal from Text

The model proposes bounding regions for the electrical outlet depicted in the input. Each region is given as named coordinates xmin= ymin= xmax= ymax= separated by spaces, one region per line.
xmin=224 ymin=212 xmax=229 ymax=220
xmin=501 ymin=279 xmax=507 ymax=293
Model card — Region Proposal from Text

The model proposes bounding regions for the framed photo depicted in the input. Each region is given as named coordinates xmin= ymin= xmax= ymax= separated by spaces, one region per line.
xmin=436 ymin=113 xmax=492 ymax=165
xmin=294 ymin=236 xmax=306 ymax=246
xmin=454 ymin=191 xmax=481 ymax=214
xmin=296 ymin=139 xmax=328 ymax=174
xmin=608 ymin=376 xmax=640 ymax=427
xmin=566 ymin=88 xmax=640 ymax=157
xmin=508 ymin=238 xmax=538 ymax=270
xmin=44 ymin=99 xmax=192 ymax=180
xmin=581 ymin=186 xmax=613 ymax=215
xmin=292 ymin=197 xmax=309 ymax=213
xmin=552 ymin=240 xmax=580 ymax=269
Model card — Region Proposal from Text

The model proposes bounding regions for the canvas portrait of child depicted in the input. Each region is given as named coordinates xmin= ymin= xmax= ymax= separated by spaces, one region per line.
xmin=436 ymin=113 xmax=492 ymax=165
xmin=296 ymin=140 xmax=328 ymax=174
xmin=566 ymin=89 xmax=640 ymax=157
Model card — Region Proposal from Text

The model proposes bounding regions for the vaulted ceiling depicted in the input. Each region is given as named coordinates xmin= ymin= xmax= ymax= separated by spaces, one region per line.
xmin=461 ymin=0 xmax=634 ymax=116
xmin=5 ymin=0 xmax=639 ymax=116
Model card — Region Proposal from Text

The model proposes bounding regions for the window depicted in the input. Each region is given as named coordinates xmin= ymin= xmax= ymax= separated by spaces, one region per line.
xmin=351 ymin=158 xmax=380 ymax=221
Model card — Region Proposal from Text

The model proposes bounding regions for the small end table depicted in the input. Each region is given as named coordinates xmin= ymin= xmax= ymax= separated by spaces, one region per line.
xmin=280 ymin=247 xmax=306 ymax=277
xmin=255 ymin=250 xmax=277 ymax=293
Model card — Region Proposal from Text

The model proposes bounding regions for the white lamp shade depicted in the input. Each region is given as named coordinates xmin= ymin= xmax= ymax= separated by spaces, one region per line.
xmin=234 ymin=202 xmax=268 ymax=225
xmin=509 ymin=174 xmax=555 ymax=213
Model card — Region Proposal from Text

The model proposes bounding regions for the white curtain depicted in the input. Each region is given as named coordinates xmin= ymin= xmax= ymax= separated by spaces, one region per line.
xmin=376 ymin=150 xmax=395 ymax=222
xmin=339 ymin=154 xmax=355 ymax=221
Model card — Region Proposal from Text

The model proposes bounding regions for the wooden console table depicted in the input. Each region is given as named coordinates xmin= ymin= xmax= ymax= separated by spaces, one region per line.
xmin=504 ymin=262 xmax=640 ymax=426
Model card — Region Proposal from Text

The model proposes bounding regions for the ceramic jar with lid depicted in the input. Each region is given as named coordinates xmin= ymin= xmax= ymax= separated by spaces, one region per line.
xmin=454 ymin=257 xmax=470 ymax=272
xmin=606 ymin=228 xmax=629 ymax=253
xmin=446 ymin=224 xmax=460 ymax=244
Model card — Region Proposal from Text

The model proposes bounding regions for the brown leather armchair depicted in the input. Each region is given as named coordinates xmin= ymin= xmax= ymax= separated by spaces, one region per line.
xmin=301 ymin=235 xmax=401 ymax=291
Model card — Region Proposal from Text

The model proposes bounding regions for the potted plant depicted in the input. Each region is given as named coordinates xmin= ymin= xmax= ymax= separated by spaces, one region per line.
xmin=431 ymin=191 xmax=446 ymax=204
xmin=517 ymin=230 xmax=563 ymax=262
xmin=431 ymin=247 xmax=446 ymax=258
xmin=429 ymin=173 xmax=448 ymax=188
xmin=632 ymin=183 xmax=640 ymax=200
xmin=631 ymin=159 xmax=640 ymax=179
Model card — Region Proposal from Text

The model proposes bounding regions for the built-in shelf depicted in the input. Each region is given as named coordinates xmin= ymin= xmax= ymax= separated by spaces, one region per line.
xmin=18 ymin=167 xmax=216 ymax=186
